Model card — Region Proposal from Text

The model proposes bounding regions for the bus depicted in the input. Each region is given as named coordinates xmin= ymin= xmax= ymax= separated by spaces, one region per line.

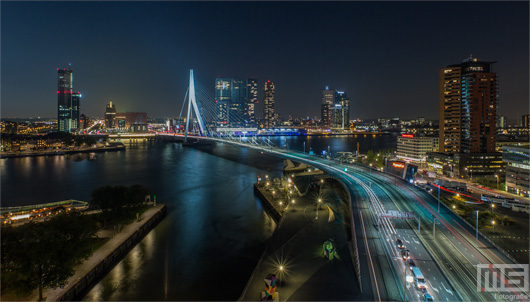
xmin=412 ymin=266 xmax=426 ymax=290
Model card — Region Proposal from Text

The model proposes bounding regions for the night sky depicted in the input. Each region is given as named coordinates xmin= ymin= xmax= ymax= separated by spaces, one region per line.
xmin=1 ymin=1 xmax=528 ymax=120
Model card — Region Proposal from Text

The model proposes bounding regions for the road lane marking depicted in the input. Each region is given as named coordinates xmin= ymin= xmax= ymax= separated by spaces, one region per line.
xmin=441 ymin=282 xmax=453 ymax=295
xmin=428 ymin=280 xmax=439 ymax=293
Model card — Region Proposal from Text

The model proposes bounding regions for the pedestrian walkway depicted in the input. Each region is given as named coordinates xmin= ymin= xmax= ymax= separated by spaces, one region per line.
xmin=1 ymin=204 xmax=165 ymax=301
xmin=239 ymin=180 xmax=364 ymax=301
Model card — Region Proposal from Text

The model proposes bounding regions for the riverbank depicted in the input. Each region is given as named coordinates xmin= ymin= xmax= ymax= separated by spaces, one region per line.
xmin=0 ymin=144 xmax=125 ymax=159
xmin=1 ymin=204 xmax=166 ymax=302
xmin=240 ymin=176 xmax=364 ymax=301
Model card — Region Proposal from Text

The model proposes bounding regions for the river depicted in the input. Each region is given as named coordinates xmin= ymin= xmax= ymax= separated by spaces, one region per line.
xmin=0 ymin=134 xmax=397 ymax=300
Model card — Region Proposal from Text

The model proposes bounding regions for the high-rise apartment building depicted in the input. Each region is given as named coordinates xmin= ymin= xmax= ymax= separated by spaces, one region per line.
xmin=332 ymin=91 xmax=350 ymax=129
xmin=57 ymin=68 xmax=81 ymax=132
xmin=321 ymin=87 xmax=334 ymax=127
xmin=105 ymin=101 xmax=116 ymax=128
xmin=522 ymin=114 xmax=530 ymax=128
xmin=263 ymin=81 xmax=275 ymax=129
xmin=431 ymin=56 xmax=502 ymax=178
xmin=246 ymin=78 xmax=258 ymax=126
xmin=215 ymin=78 xmax=231 ymax=127
xmin=215 ymin=78 xmax=248 ymax=127
xmin=439 ymin=55 xmax=497 ymax=153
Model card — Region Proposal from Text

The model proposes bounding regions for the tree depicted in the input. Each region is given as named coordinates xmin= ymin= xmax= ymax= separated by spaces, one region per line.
xmin=366 ymin=150 xmax=376 ymax=165
xmin=90 ymin=185 xmax=150 ymax=220
xmin=1 ymin=212 xmax=98 ymax=300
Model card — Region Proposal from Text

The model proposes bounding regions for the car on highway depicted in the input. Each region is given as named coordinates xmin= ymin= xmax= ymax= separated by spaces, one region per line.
xmin=412 ymin=266 xmax=427 ymax=290
xmin=423 ymin=292 xmax=434 ymax=301
xmin=408 ymin=258 xmax=416 ymax=270
xmin=401 ymin=249 xmax=410 ymax=260
xmin=396 ymin=238 xmax=405 ymax=249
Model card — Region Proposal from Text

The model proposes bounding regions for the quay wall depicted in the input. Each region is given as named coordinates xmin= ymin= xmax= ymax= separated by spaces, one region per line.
xmin=54 ymin=204 xmax=166 ymax=301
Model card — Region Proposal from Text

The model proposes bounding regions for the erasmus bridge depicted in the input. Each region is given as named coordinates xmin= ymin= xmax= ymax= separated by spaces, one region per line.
xmin=158 ymin=70 xmax=529 ymax=302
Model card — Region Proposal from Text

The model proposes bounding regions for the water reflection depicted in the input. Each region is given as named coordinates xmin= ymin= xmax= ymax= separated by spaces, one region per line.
xmin=2 ymin=135 xmax=396 ymax=300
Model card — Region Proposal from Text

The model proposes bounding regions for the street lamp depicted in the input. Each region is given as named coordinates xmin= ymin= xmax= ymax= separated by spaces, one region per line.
xmin=475 ymin=210 xmax=479 ymax=246
xmin=491 ymin=203 xmax=495 ymax=214
xmin=495 ymin=174 xmax=499 ymax=190
xmin=492 ymin=220 xmax=496 ymax=234
xmin=316 ymin=198 xmax=322 ymax=220
xmin=435 ymin=180 xmax=441 ymax=213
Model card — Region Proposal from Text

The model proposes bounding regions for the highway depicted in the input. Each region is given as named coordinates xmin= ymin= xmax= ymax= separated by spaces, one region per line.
xmin=352 ymin=166 xmax=529 ymax=302
xmin=159 ymin=133 xmax=530 ymax=302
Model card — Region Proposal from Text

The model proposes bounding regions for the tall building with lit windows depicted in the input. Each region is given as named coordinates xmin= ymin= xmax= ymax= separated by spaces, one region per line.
xmin=263 ymin=80 xmax=275 ymax=129
xmin=429 ymin=55 xmax=503 ymax=178
xmin=57 ymin=68 xmax=81 ymax=133
xmin=439 ymin=55 xmax=497 ymax=154
xmin=321 ymin=86 xmax=334 ymax=127
xmin=215 ymin=78 xmax=231 ymax=127
xmin=215 ymin=78 xmax=247 ymax=127
xmin=246 ymin=78 xmax=258 ymax=126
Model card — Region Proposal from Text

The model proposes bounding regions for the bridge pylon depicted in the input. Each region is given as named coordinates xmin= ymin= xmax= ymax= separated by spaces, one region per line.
xmin=184 ymin=69 xmax=207 ymax=142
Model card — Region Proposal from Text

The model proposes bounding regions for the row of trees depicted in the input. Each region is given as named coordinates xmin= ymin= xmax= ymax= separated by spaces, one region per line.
xmin=1 ymin=212 xmax=99 ymax=301
xmin=361 ymin=149 xmax=395 ymax=169
xmin=1 ymin=184 xmax=150 ymax=301
xmin=90 ymin=184 xmax=150 ymax=224
xmin=1 ymin=132 xmax=98 ymax=146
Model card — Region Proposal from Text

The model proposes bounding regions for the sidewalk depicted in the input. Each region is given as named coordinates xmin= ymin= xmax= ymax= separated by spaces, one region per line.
xmin=239 ymin=180 xmax=362 ymax=301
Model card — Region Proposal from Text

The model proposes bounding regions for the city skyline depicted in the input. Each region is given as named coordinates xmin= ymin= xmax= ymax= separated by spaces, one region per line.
xmin=2 ymin=2 xmax=528 ymax=120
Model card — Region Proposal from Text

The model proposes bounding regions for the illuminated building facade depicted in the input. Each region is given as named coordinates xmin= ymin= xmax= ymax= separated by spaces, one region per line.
xmin=105 ymin=101 xmax=116 ymax=128
xmin=396 ymin=134 xmax=438 ymax=165
xmin=115 ymin=112 xmax=147 ymax=130
xmin=215 ymin=78 xmax=251 ymax=127
xmin=502 ymin=146 xmax=530 ymax=197
xmin=57 ymin=68 xmax=81 ymax=132
xmin=263 ymin=80 xmax=275 ymax=129
xmin=321 ymin=87 xmax=334 ymax=127
xmin=331 ymin=91 xmax=350 ymax=129
xmin=246 ymin=78 xmax=258 ymax=126
xmin=439 ymin=55 xmax=497 ymax=153
xmin=215 ymin=78 xmax=231 ymax=127
xmin=385 ymin=160 xmax=418 ymax=182
xmin=434 ymin=55 xmax=501 ymax=177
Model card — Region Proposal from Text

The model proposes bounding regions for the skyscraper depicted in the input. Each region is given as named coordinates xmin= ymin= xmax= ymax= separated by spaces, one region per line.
xmin=229 ymin=78 xmax=245 ymax=127
xmin=105 ymin=101 xmax=116 ymax=128
xmin=215 ymin=78 xmax=246 ymax=127
xmin=246 ymin=78 xmax=258 ymax=126
xmin=434 ymin=55 xmax=502 ymax=178
xmin=215 ymin=78 xmax=231 ymax=127
xmin=333 ymin=91 xmax=350 ymax=129
xmin=522 ymin=114 xmax=530 ymax=128
xmin=439 ymin=55 xmax=497 ymax=153
xmin=321 ymin=86 xmax=334 ymax=127
xmin=263 ymin=81 xmax=275 ymax=129
xmin=57 ymin=68 xmax=81 ymax=132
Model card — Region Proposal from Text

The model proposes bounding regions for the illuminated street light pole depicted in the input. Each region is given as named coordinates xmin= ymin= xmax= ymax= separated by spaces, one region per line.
xmin=475 ymin=210 xmax=479 ymax=246
xmin=403 ymin=263 xmax=407 ymax=302
xmin=492 ymin=220 xmax=496 ymax=234
xmin=432 ymin=216 xmax=436 ymax=239
xmin=495 ymin=174 xmax=499 ymax=190
xmin=436 ymin=180 xmax=441 ymax=213
xmin=316 ymin=198 xmax=322 ymax=220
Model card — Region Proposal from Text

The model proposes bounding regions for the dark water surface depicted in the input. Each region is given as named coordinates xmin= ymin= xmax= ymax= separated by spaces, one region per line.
xmin=0 ymin=134 xmax=396 ymax=300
